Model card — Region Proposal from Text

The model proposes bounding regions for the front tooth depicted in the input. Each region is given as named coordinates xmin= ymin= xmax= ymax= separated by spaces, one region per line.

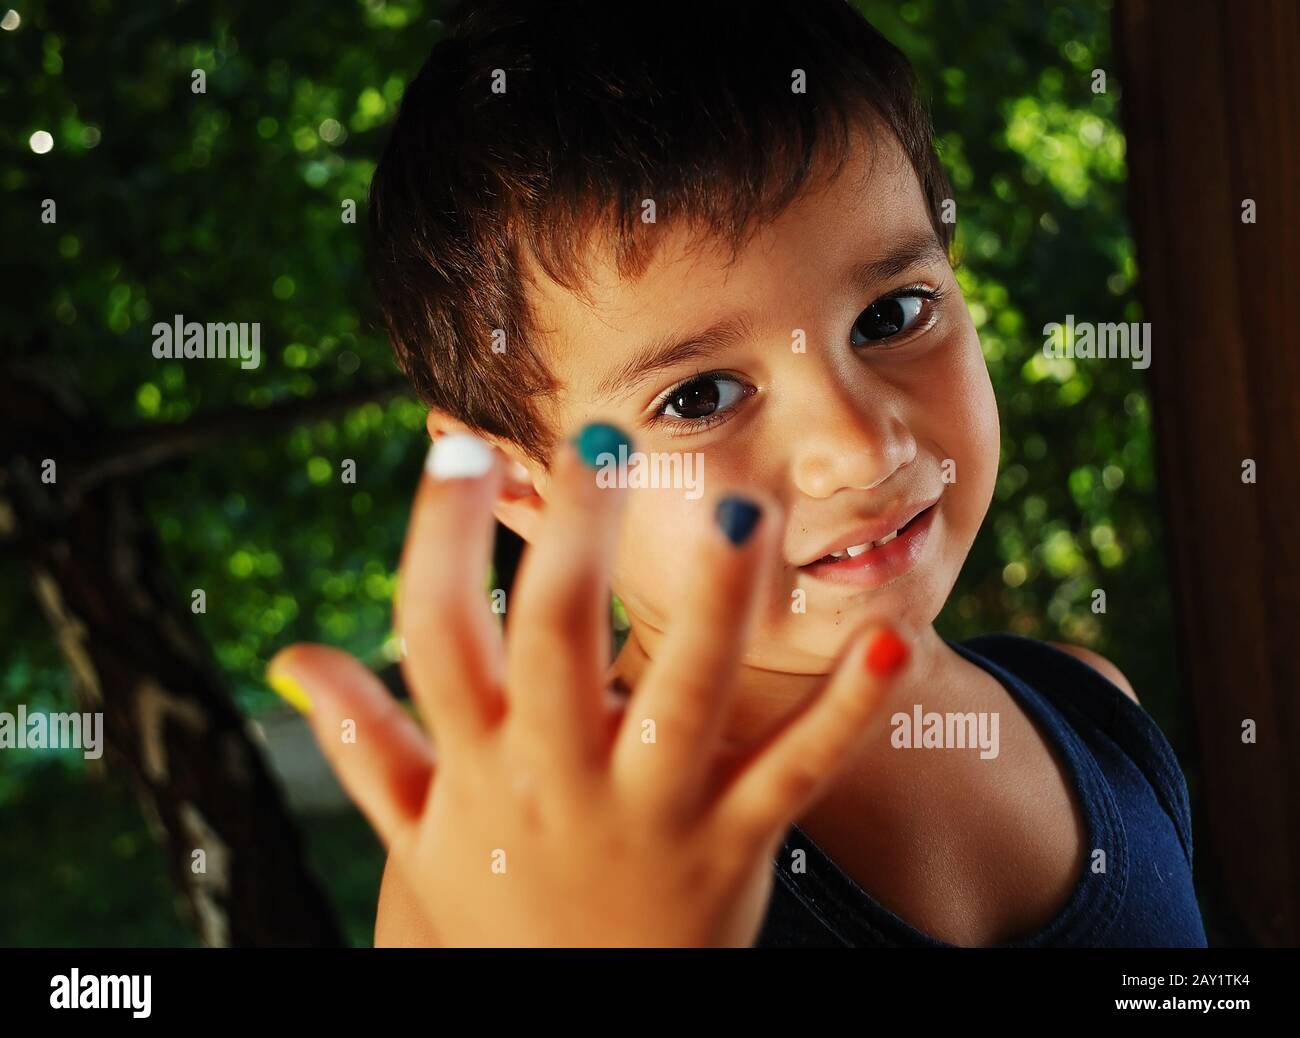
xmin=845 ymin=541 xmax=870 ymax=558
xmin=875 ymin=529 xmax=899 ymax=547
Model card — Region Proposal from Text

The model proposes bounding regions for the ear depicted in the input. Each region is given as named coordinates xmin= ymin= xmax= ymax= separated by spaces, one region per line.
xmin=424 ymin=409 xmax=550 ymax=546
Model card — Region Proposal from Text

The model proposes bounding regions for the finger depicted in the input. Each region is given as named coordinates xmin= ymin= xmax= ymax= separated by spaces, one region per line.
xmin=612 ymin=491 xmax=781 ymax=821
xmin=396 ymin=432 xmax=506 ymax=748
xmin=504 ymin=423 xmax=630 ymax=777
xmin=716 ymin=625 xmax=908 ymax=845
xmin=268 ymin=643 xmax=435 ymax=848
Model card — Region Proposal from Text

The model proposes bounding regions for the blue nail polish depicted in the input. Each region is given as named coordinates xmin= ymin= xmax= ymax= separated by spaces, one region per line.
xmin=716 ymin=495 xmax=762 ymax=546
xmin=572 ymin=422 xmax=632 ymax=469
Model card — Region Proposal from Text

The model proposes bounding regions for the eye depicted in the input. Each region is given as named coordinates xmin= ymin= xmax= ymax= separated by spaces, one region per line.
xmin=656 ymin=373 xmax=750 ymax=425
xmin=850 ymin=290 xmax=934 ymax=347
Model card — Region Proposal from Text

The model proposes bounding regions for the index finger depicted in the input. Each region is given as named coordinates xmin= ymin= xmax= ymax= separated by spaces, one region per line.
xmin=395 ymin=432 xmax=507 ymax=748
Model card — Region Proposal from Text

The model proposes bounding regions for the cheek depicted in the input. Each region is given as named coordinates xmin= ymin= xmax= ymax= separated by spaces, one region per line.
xmin=932 ymin=325 xmax=1000 ymax=534
xmin=608 ymin=490 xmax=715 ymax=628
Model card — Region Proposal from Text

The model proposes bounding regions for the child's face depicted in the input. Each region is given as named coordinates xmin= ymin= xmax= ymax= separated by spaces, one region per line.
xmin=516 ymin=121 xmax=999 ymax=673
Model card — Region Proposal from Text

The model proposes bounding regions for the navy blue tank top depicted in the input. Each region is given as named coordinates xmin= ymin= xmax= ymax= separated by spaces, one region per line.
xmin=756 ymin=632 xmax=1208 ymax=947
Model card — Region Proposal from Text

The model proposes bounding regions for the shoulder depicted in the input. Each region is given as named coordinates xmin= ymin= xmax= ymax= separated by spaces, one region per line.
xmin=1047 ymin=642 xmax=1140 ymax=704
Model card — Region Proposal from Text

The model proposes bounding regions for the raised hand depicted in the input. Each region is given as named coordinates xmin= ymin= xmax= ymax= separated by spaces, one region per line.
xmin=267 ymin=426 xmax=909 ymax=947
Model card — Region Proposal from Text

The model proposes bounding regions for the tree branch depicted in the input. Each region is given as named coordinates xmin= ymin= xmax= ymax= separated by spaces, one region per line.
xmin=66 ymin=377 xmax=412 ymax=499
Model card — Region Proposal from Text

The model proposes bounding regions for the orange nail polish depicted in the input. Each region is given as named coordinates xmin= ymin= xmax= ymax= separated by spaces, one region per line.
xmin=865 ymin=627 xmax=909 ymax=677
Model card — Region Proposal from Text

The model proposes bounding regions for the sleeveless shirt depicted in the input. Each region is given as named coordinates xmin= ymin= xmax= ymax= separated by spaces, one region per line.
xmin=756 ymin=632 xmax=1208 ymax=947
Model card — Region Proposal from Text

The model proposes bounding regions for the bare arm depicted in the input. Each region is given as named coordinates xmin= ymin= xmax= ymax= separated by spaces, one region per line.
xmin=374 ymin=853 xmax=441 ymax=947
xmin=1049 ymin=642 xmax=1139 ymax=704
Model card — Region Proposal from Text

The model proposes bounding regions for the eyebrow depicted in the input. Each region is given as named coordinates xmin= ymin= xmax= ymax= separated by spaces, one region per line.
xmin=594 ymin=230 xmax=947 ymax=402
xmin=594 ymin=313 xmax=757 ymax=401
xmin=847 ymin=231 xmax=948 ymax=293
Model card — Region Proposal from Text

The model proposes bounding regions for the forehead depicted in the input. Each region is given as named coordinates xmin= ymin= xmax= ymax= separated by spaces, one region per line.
xmin=520 ymin=122 xmax=931 ymax=405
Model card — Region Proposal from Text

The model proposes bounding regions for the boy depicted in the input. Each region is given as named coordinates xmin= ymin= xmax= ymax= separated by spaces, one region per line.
xmin=268 ymin=0 xmax=1207 ymax=947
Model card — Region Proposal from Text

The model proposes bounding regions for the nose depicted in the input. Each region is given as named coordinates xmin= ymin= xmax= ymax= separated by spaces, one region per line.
xmin=789 ymin=383 xmax=917 ymax=500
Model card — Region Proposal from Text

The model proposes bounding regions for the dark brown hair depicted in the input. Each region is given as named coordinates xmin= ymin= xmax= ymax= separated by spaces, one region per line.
xmin=369 ymin=0 xmax=953 ymax=463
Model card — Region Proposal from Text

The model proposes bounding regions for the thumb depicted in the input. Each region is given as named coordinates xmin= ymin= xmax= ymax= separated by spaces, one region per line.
xmin=267 ymin=644 xmax=434 ymax=848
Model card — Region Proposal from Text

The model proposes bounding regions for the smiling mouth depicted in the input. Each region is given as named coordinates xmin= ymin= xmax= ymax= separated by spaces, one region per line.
xmin=805 ymin=503 xmax=935 ymax=565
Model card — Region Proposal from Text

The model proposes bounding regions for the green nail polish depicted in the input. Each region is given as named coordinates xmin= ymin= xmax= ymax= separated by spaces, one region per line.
xmin=572 ymin=422 xmax=632 ymax=468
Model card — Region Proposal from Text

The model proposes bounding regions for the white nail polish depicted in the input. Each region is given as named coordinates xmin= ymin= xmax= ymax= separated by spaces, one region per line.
xmin=426 ymin=432 xmax=494 ymax=480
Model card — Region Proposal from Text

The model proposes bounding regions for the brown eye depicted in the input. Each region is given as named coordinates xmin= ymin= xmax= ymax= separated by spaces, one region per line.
xmin=660 ymin=375 xmax=746 ymax=421
xmin=851 ymin=294 xmax=926 ymax=346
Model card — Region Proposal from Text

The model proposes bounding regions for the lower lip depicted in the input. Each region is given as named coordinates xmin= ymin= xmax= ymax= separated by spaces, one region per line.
xmin=799 ymin=503 xmax=937 ymax=589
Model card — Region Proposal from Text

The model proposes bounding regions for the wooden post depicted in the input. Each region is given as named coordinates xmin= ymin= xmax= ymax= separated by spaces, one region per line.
xmin=1115 ymin=0 xmax=1300 ymax=945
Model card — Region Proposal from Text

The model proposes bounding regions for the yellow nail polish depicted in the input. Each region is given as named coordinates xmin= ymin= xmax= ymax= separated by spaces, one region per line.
xmin=269 ymin=670 xmax=313 ymax=716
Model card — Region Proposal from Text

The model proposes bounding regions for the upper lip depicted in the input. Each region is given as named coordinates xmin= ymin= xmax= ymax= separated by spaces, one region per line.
xmin=797 ymin=495 xmax=941 ymax=566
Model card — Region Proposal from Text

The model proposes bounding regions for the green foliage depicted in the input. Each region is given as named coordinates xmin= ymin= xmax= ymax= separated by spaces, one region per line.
xmin=1 ymin=0 xmax=1186 ymax=943
xmin=2 ymin=0 xmax=1181 ymax=748
xmin=2 ymin=0 xmax=437 ymax=724
xmin=0 ymin=762 xmax=382 ymax=947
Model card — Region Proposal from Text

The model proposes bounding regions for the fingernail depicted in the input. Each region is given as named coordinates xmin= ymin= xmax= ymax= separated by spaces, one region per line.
xmin=426 ymin=432 xmax=494 ymax=480
xmin=865 ymin=627 xmax=909 ymax=677
xmin=715 ymin=495 xmax=762 ymax=546
xmin=268 ymin=668 xmax=314 ymax=716
xmin=571 ymin=422 xmax=631 ymax=469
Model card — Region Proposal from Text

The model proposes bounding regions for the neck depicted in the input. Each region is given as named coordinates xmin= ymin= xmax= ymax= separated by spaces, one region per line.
xmin=610 ymin=615 xmax=959 ymax=753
